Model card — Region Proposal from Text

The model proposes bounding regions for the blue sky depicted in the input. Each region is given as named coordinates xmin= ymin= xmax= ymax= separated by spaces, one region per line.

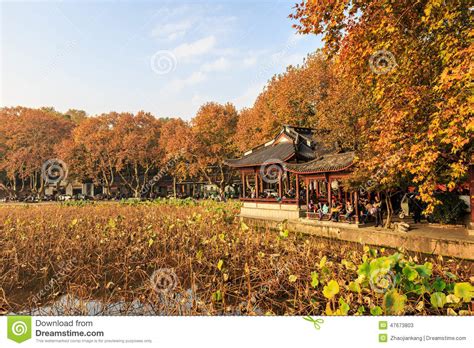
xmin=1 ymin=0 xmax=322 ymax=120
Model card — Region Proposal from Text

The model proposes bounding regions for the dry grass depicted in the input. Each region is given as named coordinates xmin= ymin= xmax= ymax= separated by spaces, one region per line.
xmin=0 ymin=200 xmax=472 ymax=315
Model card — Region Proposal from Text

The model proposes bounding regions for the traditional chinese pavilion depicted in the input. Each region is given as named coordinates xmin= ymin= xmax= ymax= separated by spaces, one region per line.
xmin=225 ymin=125 xmax=359 ymax=221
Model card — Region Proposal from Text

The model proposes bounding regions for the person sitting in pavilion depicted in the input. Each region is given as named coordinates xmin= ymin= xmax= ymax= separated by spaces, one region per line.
xmin=318 ymin=202 xmax=329 ymax=220
xmin=330 ymin=201 xmax=341 ymax=222
xmin=344 ymin=201 xmax=355 ymax=223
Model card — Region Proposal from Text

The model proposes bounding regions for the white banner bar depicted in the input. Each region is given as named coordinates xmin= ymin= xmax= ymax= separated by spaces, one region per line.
xmin=1 ymin=316 xmax=472 ymax=347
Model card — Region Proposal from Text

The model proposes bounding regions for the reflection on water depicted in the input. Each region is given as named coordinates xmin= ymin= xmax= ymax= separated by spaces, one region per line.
xmin=16 ymin=289 xmax=198 ymax=316
xmin=12 ymin=289 xmax=264 ymax=315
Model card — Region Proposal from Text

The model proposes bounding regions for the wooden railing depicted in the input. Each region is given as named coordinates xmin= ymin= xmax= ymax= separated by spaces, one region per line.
xmin=240 ymin=197 xmax=301 ymax=205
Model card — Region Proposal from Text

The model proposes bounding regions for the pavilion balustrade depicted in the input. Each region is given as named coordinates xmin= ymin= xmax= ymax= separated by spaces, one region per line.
xmin=239 ymin=167 xmax=361 ymax=224
xmin=240 ymin=166 xmax=303 ymax=205
xmin=303 ymin=176 xmax=360 ymax=223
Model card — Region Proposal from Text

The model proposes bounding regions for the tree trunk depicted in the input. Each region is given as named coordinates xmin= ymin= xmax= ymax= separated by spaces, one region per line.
xmin=384 ymin=190 xmax=393 ymax=228
xmin=173 ymin=177 xmax=177 ymax=198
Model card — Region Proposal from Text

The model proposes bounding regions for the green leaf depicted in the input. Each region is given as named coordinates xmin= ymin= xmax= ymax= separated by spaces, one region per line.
xmin=402 ymin=265 xmax=418 ymax=281
xmin=432 ymin=277 xmax=446 ymax=292
xmin=147 ymin=238 xmax=154 ymax=247
xmin=445 ymin=272 xmax=457 ymax=280
xmin=319 ymin=256 xmax=327 ymax=269
xmin=357 ymin=305 xmax=366 ymax=315
xmin=322 ymin=279 xmax=340 ymax=299
xmin=357 ymin=261 xmax=370 ymax=278
xmin=279 ymin=229 xmax=289 ymax=238
xmin=212 ymin=290 xmax=222 ymax=302
xmin=454 ymin=282 xmax=473 ymax=302
xmin=430 ymin=292 xmax=447 ymax=308
xmin=338 ymin=298 xmax=350 ymax=315
xmin=414 ymin=262 xmax=432 ymax=278
xmin=383 ymin=289 xmax=406 ymax=315
xmin=370 ymin=306 xmax=383 ymax=316
xmin=341 ymin=259 xmax=356 ymax=271
xmin=240 ymin=221 xmax=249 ymax=232
xmin=310 ymin=271 xmax=319 ymax=288
xmin=107 ymin=218 xmax=116 ymax=229
xmin=289 ymin=274 xmax=298 ymax=283
xmin=217 ymin=259 xmax=224 ymax=271
xmin=348 ymin=281 xmax=361 ymax=293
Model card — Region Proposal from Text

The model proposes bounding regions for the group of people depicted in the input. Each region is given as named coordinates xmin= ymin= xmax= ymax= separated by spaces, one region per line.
xmin=308 ymin=200 xmax=356 ymax=223
xmin=308 ymin=196 xmax=384 ymax=226
xmin=359 ymin=196 xmax=384 ymax=227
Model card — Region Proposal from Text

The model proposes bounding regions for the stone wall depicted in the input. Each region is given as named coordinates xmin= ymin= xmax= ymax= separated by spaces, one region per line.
xmin=240 ymin=201 xmax=302 ymax=220
xmin=242 ymin=216 xmax=474 ymax=260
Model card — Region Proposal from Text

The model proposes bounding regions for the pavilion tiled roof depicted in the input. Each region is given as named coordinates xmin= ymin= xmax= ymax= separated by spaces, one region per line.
xmin=285 ymin=151 xmax=355 ymax=174
xmin=225 ymin=125 xmax=318 ymax=168
xmin=225 ymin=142 xmax=296 ymax=167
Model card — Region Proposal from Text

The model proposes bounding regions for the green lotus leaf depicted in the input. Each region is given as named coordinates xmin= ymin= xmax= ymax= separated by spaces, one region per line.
xmin=338 ymin=297 xmax=350 ymax=315
xmin=348 ymin=281 xmax=361 ymax=293
xmin=430 ymin=292 xmax=447 ymax=308
xmin=402 ymin=265 xmax=418 ymax=281
xmin=370 ymin=306 xmax=383 ymax=316
xmin=432 ymin=278 xmax=446 ymax=292
xmin=383 ymin=289 xmax=406 ymax=315
xmin=310 ymin=271 xmax=319 ymax=288
xmin=454 ymin=282 xmax=473 ymax=302
xmin=323 ymin=279 xmax=340 ymax=299
xmin=414 ymin=262 xmax=432 ymax=278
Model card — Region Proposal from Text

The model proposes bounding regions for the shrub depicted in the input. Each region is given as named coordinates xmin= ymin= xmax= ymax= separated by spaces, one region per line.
xmin=430 ymin=192 xmax=468 ymax=224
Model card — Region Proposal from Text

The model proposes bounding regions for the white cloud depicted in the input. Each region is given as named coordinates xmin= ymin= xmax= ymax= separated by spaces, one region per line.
xmin=172 ymin=36 xmax=216 ymax=59
xmin=151 ymin=20 xmax=194 ymax=41
xmin=169 ymin=71 xmax=207 ymax=92
xmin=201 ymin=57 xmax=230 ymax=72
xmin=243 ymin=56 xmax=257 ymax=67
xmin=191 ymin=93 xmax=210 ymax=106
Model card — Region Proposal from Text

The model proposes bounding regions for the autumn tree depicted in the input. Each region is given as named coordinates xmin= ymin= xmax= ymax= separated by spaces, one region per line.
xmin=113 ymin=112 xmax=164 ymax=197
xmin=0 ymin=107 xmax=74 ymax=196
xmin=159 ymin=118 xmax=192 ymax=197
xmin=234 ymin=52 xmax=362 ymax=151
xmin=64 ymin=109 xmax=88 ymax=124
xmin=234 ymin=55 xmax=326 ymax=150
xmin=291 ymin=0 xmax=473 ymax=221
xmin=60 ymin=112 xmax=121 ymax=195
xmin=188 ymin=102 xmax=239 ymax=193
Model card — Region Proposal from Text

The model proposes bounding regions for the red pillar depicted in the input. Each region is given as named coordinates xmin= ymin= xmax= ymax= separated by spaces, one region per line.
xmin=296 ymin=174 xmax=300 ymax=208
xmin=327 ymin=179 xmax=332 ymax=207
xmin=305 ymin=178 xmax=309 ymax=208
